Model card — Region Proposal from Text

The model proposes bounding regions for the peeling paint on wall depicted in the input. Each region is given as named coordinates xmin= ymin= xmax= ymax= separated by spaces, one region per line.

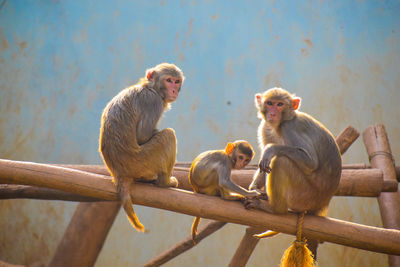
xmin=0 ymin=1 xmax=399 ymax=266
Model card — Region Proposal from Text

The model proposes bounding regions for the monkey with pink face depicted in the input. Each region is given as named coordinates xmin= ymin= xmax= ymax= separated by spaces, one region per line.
xmin=246 ymin=87 xmax=341 ymax=256
xmin=99 ymin=63 xmax=184 ymax=233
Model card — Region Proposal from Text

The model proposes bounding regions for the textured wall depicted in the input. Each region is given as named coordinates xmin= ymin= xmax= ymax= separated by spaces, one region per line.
xmin=0 ymin=1 xmax=399 ymax=266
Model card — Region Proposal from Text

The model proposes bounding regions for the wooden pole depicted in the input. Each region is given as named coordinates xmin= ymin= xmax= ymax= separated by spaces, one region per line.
xmin=0 ymin=160 xmax=399 ymax=254
xmin=342 ymin=163 xmax=400 ymax=182
xmin=0 ymin=160 xmax=117 ymax=200
xmin=0 ymin=184 xmax=102 ymax=201
xmin=137 ymin=185 xmax=400 ymax=255
xmin=48 ymin=201 xmax=121 ymax=267
xmin=228 ymin=227 xmax=264 ymax=267
xmin=335 ymin=125 xmax=360 ymax=154
xmin=363 ymin=124 xmax=400 ymax=267
xmin=142 ymin=221 xmax=227 ymax=267
xmin=0 ymin=160 xmax=395 ymax=198
xmin=0 ymin=166 xmax=395 ymax=200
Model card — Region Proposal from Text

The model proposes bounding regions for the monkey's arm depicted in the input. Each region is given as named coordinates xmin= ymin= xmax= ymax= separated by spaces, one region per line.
xmin=260 ymin=144 xmax=318 ymax=175
xmin=217 ymin=164 xmax=260 ymax=197
xmin=248 ymin=169 xmax=266 ymax=191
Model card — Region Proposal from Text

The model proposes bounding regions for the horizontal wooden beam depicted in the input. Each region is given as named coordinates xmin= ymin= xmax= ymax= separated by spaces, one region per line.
xmin=0 ymin=161 xmax=397 ymax=200
xmin=0 ymin=184 xmax=102 ymax=201
xmin=0 ymin=159 xmax=399 ymax=255
xmin=60 ymin=163 xmax=398 ymax=197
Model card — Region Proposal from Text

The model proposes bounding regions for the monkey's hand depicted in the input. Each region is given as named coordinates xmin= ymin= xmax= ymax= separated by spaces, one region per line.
xmin=243 ymin=198 xmax=272 ymax=213
xmin=243 ymin=198 xmax=262 ymax=210
xmin=259 ymin=146 xmax=275 ymax=173
xmin=258 ymin=162 xmax=271 ymax=173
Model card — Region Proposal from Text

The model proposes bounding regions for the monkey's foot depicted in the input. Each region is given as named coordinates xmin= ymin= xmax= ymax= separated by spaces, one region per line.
xmin=168 ymin=176 xmax=179 ymax=187
xmin=243 ymin=198 xmax=262 ymax=210
xmin=155 ymin=175 xmax=179 ymax=188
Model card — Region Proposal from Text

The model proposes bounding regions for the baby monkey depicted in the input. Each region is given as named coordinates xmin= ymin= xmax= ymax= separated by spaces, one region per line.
xmin=189 ymin=140 xmax=260 ymax=242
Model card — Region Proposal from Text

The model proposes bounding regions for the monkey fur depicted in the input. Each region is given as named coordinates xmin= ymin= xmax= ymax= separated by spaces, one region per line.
xmin=99 ymin=63 xmax=185 ymax=232
xmin=189 ymin=140 xmax=260 ymax=242
xmin=247 ymin=87 xmax=341 ymax=256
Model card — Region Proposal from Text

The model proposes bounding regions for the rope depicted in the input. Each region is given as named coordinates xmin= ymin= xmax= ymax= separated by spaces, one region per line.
xmin=368 ymin=151 xmax=395 ymax=165
xmin=296 ymin=212 xmax=306 ymax=242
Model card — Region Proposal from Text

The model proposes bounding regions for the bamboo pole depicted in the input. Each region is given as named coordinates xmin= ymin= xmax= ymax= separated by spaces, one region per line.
xmin=363 ymin=124 xmax=400 ymax=267
xmin=0 ymin=160 xmax=399 ymax=255
xmin=142 ymin=221 xmax=227 ymax=267
xmin=48 ymin=201 xmax=121 ymax=267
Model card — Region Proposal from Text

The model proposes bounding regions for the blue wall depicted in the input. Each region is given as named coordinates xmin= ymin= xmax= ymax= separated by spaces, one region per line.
xmin=1 ymin=1 xmax=399 ymax=266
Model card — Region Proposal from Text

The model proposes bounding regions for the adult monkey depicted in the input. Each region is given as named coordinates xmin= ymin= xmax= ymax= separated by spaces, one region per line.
xmin=246 ymin=87 xmax=341 ymax=257
xmin=99 ymin=63 xmax=185 ymax=232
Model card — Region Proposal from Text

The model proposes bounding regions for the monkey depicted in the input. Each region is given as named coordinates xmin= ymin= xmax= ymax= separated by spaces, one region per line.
xmin=189 ymin=140 xmax=261 ymax=242
xmin=245 ymin=87 xmax=341 ymax=256
xmin=99 ymin=63 xmax=185 ymax=233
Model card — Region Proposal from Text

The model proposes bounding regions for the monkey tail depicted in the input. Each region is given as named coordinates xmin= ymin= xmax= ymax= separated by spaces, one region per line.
xmin=280 ymin=212 xmax=315 ymax=267
xmin=253 ymin=230 xmax=279 ymax=239
xmin=191 ymin=216 xmax=201 ymax=244
xmin=119 ymin=178 xmax=146 ymax=233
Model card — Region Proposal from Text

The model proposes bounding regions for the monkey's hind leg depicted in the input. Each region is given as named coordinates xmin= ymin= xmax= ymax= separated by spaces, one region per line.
xmin=142 ymin=128 xmax=178 ymax=187
xmin=118 ymin=177 xmax=146 ymax=232
xmin=267 ymin=157 xmax=291 ymax=214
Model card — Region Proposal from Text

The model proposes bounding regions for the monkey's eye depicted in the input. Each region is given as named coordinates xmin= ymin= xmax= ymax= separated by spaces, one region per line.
xmin=277 ymin=102 xmax=284 ymax=106
xmin=266 ymin=101 xmax=273 ymax=106
xmin=238 ymin=155 xmax=244 ymax=160
xmin=166 ymin=78 xmax=172 ymax=83
xmin=175 ymin=80 xmax=180 ymax=84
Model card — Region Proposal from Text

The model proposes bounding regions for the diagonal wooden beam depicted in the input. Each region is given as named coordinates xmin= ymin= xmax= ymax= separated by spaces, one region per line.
xmin=142 ymin=221 xmax=227 ymax=267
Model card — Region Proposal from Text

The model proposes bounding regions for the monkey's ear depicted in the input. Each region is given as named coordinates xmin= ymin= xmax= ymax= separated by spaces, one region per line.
xmin=146 ymin=70 xmax=155 ymax=81
xmin=225 ymin=142 xmax=235 ymax=155
xmin=255 ymin=94 xmax=262 ymax=107
xmin=292 ymin=97 xmax=301 ymax=110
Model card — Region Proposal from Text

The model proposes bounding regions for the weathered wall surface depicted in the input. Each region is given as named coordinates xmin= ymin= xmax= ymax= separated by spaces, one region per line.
xmin=0 ymin=1 xmax=399 ymax=266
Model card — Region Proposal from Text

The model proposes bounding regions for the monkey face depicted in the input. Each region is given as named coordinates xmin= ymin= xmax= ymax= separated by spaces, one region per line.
xmin=233 ymin=152 xmax=251 ymax=170
xmin=264 ymin=99 xmax=286 ymax=124
xmin=163 ymin=76 xmax=181 ymax=103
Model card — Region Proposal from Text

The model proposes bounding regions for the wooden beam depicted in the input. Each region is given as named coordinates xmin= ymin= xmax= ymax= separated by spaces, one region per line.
xmin=363 ymin=124 xmax=400 ymax=266
xmin=0 ymin=161 xmax=397 ymax=199
xmin=59 ymin=164 xmax=398 ymax=197
xmin=49 ymin=201 xmax=121 ymax=267
xmin=335 ymin=125 xmax=360 ymax=154
xmin=0 ymin=184 xmax=102 ymax=201
xmin=228 ymin=227 xmax=264 ymax=267
xmin=142 ymin=221 xmax=226 ymax=267
xmin=0 ymin=159 xmax=399 ymax=255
